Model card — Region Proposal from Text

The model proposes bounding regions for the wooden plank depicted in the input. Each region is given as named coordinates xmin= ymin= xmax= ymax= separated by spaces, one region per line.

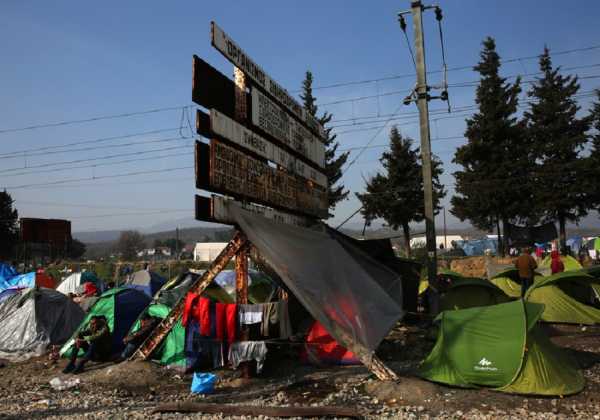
xmin=194 ymin=141 xmax=210 ymax=190
xmin=251 ymin=87 xmax=325 ymax=167
xmin=192 ymin=55 xmax=237 ymax=119
xmin=195 ymin=195 xmax=312 ymax=228
xmin=210 ymin=21 xmax=325 ymax=139
xmin=208 ymin=108 xmax=327 ymax=188
xmin=132 ymin=232 xmax=249 ymax=360
xmin=152 ymin=402 xmax=362 ymax=418
xmin=202 ymin=139 xmax=328 ymax=218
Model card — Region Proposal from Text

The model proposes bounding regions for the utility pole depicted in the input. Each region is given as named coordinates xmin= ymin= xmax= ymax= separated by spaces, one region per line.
xmin=175 ymin=226 xmax=180 ymax=261
xmin=413 ymin=1 xmax=437 ymax=287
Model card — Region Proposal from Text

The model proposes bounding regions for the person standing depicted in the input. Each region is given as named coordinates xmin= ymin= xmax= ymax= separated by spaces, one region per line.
xmin=550 ymin=250 xmax=565 ymax=274
xmin=515 ymin=248 xmax=537 ymax=297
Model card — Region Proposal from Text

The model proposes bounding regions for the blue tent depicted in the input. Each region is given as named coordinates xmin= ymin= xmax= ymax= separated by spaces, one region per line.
xmin=0 ymin=263 xmax=17 ymax=283
xmin=0 ymin=272 xmax=35 ymax=292
xmin=0 ymin=287 xmax=24 ymax=303
xmin=124 ymin=270 xmax=166 ymax=297
xmin=456 ymin=239 xmax=498 ymax=256
xmin=567 ymin=237 xmax=583 ymax=254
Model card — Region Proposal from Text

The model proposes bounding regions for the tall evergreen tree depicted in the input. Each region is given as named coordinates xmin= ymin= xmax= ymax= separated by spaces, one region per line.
xmin=300 ymin=71 xmax=349 ymax=217
xmin=356 ymin=127 xmax=445 ymax=257
xmin=588 ymin=90 xmax=600 ymax=210
xmin=451 ymin=37 xmax=529 ymax=255
xmin=0 ymin=190 xmax=19 ymax=260
xmin=525 ymin=47 xmax=590 ymax=248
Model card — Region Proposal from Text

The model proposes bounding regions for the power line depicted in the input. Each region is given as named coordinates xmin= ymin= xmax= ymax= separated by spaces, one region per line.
xmin=3 ymin=150 xmax=192 ymax=177
xmin=15 ymin=200 xmax=191 ymax=212
xmin=0 ymin=127 xmax=183 ymax=159
xmin=323 ymin=65 xmax=600 ymax=109
xmin=0 ymin=140 xmax=191 ymax=174
xmin=300 ymin=44 xmax=600 ymax=91
xmin=64 ymin=209 xmax=194 ymax=220
xmin=0 ymin=105 xmax=192 ymax=135
xmin=3 ymin=166 xmax=194 ymax=190
xmin=338 ymin=135 xmax=465 ymax=152
xmin=4 ymin=176 xmax=194 ymax=190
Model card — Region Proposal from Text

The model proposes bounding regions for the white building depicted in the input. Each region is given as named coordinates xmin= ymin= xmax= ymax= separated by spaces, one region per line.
xmin=193 ymin=242 xmax=229 ymax=262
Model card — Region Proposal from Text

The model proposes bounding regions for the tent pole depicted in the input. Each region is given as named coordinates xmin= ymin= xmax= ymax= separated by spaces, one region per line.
xmin=132 ymin=231 xmax=249 ymax=360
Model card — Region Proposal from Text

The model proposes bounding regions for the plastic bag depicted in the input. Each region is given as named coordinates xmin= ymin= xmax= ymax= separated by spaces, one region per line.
xmin=49 ymin=377 xmax=81 ymax=391
xmin=190 ymin=372 xmax=216 ymax=394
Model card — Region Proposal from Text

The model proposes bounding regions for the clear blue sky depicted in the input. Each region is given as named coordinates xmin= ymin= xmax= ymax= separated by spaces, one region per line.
xmin=1 ymin=1 xmax=599 ymax=233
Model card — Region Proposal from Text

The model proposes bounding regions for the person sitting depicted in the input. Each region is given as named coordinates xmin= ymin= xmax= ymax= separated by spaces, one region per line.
xmin=115 ymin=314 xmax=160 ymax=362
xmin=550 ymin=250 xmax=565 ymax=274
xmin=63 ymin=315 xmax=112 ymax=374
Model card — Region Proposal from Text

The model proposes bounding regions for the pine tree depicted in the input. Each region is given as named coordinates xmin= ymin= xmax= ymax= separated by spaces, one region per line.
xmin=588 ymin=90 xmax=600 ymax=210
xmin=356 ymin=127 xmax=445 ymax=257
xmin=0 ymin=190 xmax=19 ymax=260
xmin=300 ymin=71 xmax=349 ymax=217
xmin=525 ymin=47 xmax=591 ymax=248
xmin=451 ymin=37 xmax=530 ymax=255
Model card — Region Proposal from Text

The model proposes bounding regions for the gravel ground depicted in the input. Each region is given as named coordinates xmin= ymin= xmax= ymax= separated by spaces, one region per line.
xmin=0 ymin=324 xmax=599 ymax=419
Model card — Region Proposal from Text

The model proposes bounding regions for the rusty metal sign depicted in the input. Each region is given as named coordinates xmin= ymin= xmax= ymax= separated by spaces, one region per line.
xmin=209 ymin=109 xmax=327 ymax=188
xmin=210 ymin=21 xmax=325 ymax=139
xmin=250 ymin=88 xmax=325 ymax=169
xmin=196 ymin=195 xmax=311 ymax=228
xmin=199 ymin=140 xmax=328 ymax=218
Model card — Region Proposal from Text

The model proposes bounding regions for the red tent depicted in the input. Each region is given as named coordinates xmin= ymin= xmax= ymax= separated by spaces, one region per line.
xmin=301 ymin=321 xmax=359 ymax=365
xmin=35 ymin=270 xmax=56 ymax=289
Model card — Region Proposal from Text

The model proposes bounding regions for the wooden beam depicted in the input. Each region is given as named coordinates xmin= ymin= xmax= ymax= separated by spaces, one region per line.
xmin=132 ymin=231 xmax=249 ymax=360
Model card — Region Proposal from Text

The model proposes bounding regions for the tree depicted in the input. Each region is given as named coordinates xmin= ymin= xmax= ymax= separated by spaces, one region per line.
xmin=588 ymin=90 xmax=600 ymax=210
xmin=163 ymin=238 xmax=185 ymax=254
xmin=67 ymin=239 xmax=87 ymax=260
xmin=356 ymin=127 xmax=445 ymax=257
xmin=525 ymin=47 xmax=591 ymax=248
xmin=451 ymin=37 xmax=529 ymax=255
xmin=0 ymin=190 xmax=19 ymax=260
xmin=117 ymin=230 xmax=145 ymax=261
xmin=300 ymin=71 xmax=350 ymax=217
xmin=153 ymin=239 xmax=163 ymax=248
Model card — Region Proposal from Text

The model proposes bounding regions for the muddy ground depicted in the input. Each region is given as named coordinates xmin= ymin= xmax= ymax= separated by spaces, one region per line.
xmin=0 ymin=323 xmax=599 ymax=419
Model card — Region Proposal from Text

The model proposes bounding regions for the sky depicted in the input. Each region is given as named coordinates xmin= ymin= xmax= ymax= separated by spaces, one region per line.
xmin=1 ymin=1 xmax=599 ymax=234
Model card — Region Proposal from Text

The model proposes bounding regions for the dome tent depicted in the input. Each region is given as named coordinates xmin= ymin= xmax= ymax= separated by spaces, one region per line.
xmin=57 ymin=271 xmax=103 ymax=295
xmin=539 ymin=254 xmax=582 ymax=272
xmin=60 ymin=287 xmax=150 ymax=358
xmin=124 ymin=270 xmax=166 ymax=297
xmin=0 ymin=288 xmax=85 ymax=361
xmin=419 ymin=300 xmax=584 ymax=396
xmin=126 ymin=271 xmax=234 ymax=368
xmin=525 ymin=271 xmax=600 ymax=324
xmin=439 ymin=276 xmax=511 ymax=311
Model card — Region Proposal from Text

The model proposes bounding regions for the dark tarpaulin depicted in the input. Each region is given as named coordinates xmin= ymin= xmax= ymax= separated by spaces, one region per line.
xmin=506 ymin=222 xmax=558 ymax=246
xmin=229 ymin=205 xmax=404 ymax=352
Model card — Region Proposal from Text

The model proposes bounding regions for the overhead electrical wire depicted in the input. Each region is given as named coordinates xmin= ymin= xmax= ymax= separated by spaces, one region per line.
xmin=3 ymin=166 xmax=195 ymax=190
xmin=298 ymin=44 xmax=600 ymax=92
xmin=15 ymin=200 xmax=191 ymax=212
xmin=0 ymin=105 xmax=192 ymax=135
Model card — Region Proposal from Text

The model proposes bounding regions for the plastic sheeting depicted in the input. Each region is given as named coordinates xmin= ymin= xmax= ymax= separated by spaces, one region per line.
xmin=455 ymin=239 xmax=498 ymax=256
xmin=0 ymin=288 xmax=85 ymax=361
xmin=0 ymin=272 xmax=35 ymax=292
xmin=229 ymin=205 xmax=404 ymax=352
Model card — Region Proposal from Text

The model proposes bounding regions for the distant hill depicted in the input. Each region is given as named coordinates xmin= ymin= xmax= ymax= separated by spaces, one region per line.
xmin=81 ymin=226 xmax=234 ymax=259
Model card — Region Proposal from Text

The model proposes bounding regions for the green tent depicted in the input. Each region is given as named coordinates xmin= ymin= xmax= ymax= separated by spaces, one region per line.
xmin=419 ymin=300 xmax=584 ymax=395
xmin=60 ymin=287 xmax=151 ymax=358
xmin=539 ymin=255 xmax=582 ymax=272
xmin=440 ymin=277 xmax=511 ymax=311
xmin=525 ymin=271 xmax=600 ymax=324
xmin=127 ymin=272 xmax=234 ymax=368
xmin=587 ymin=237 xmax=600 ymax=251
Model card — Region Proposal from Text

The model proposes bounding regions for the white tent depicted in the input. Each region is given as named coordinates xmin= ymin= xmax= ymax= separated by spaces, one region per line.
xmin=56 ymin=272 xmax=83 ymax=295
xmin=0 ymin=288 xmax=85 ymax=361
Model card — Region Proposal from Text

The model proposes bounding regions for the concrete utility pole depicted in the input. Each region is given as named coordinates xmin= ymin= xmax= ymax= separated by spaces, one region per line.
xmin=411 ymin=1 xmax=437 ymax=287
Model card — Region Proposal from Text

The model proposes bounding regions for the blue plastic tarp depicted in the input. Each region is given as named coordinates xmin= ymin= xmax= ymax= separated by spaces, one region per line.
xmin=456 ymin=239 xmax=498 ymax=256
xmin=0 ymin=263 xmax=17 ymax=283
xmin=0 ymin=272 xmax=35 ymax=292
xmin=567 ymin=237 xmax=583 ymax=254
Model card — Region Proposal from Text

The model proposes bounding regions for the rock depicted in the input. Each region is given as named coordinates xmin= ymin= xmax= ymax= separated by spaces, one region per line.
xmin=364 ymin=377 xmax=439 ymax=406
